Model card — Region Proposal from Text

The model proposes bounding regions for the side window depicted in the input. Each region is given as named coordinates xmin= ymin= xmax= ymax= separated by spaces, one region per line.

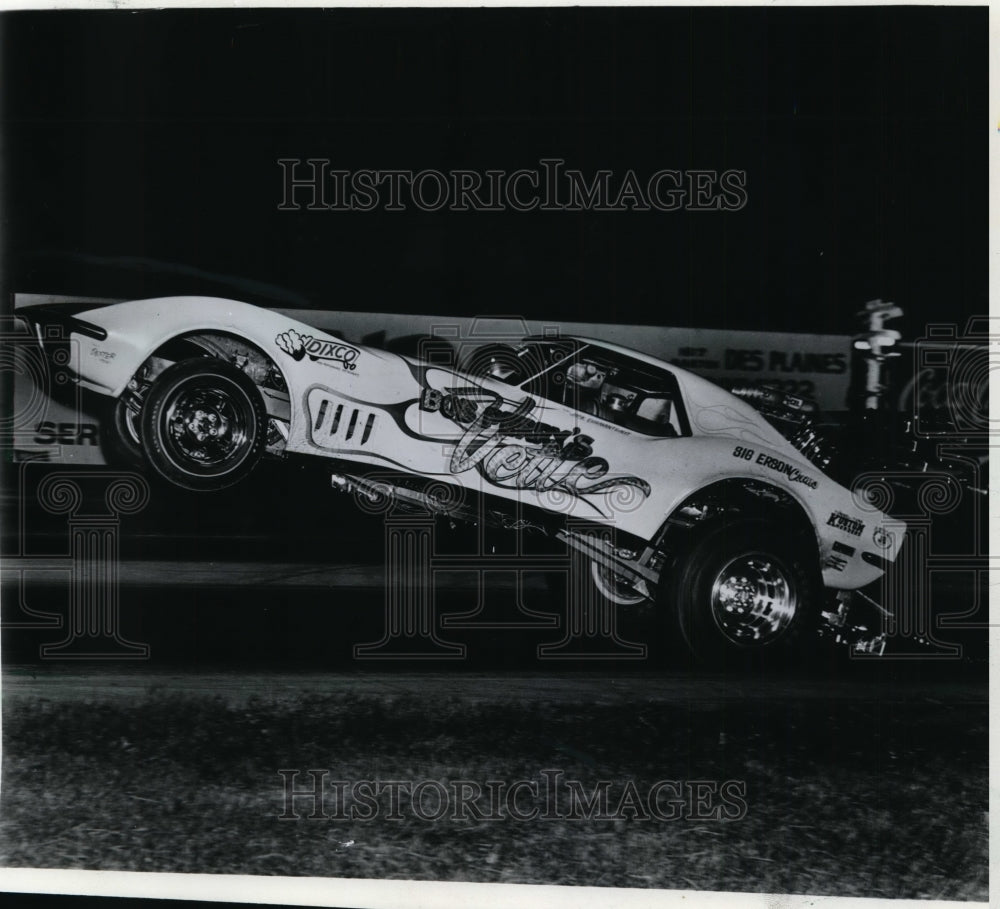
xmin=509 ymin=341 xmax=690 ymax=438
xmin=517 ymin=341 xmax=584 ymax=404
xmin=569 ymin=351 xmax=690 ymax=438
xmin=634 ymin=394 xmax=676 ymax=431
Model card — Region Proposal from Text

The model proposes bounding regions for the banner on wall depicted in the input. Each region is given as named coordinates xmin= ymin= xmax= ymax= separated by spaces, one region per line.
xmin=12 ymin=295 xmax=987 ymax=466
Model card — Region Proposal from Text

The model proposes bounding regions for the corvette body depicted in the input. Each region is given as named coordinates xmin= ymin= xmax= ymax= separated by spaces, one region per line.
xmin=26 ymin=295 xmax=905 ymax=659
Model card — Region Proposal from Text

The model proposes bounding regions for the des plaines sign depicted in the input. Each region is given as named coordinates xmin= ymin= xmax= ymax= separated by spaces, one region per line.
xmin=671 ymin=337 xmax=850 ymax=404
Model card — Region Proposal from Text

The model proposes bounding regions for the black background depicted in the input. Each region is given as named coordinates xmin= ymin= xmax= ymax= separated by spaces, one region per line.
xmin=0 ymin=8 xmax=988 ymax=671
xmin=0 ymin=10 xmax=989 ymax=905
xmin=1 ymin=6 xmax=987 ymax=337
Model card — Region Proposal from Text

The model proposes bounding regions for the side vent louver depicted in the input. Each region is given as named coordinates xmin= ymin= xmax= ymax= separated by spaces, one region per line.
xmin=308 ymin=390 xmax=377 ymax=448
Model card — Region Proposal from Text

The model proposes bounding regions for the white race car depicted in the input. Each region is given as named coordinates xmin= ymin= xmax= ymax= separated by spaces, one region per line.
xmin=24 ymin=296 xmax=905 ymax=661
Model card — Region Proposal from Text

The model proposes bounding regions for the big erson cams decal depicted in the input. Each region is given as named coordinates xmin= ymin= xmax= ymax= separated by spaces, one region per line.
xmin=420 ymin=385 xmax=652 ymax=502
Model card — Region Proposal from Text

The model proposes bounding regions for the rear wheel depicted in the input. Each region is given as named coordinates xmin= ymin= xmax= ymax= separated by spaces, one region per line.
xmin=139 ymin=358 xmax=266 ymax=491
xmin=664 ymin=519 xmax=819 ymax=664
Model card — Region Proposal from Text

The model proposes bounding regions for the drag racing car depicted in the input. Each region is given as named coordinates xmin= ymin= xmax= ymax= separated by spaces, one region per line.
xmin=22 ymin=296 xmax=906 ymax=661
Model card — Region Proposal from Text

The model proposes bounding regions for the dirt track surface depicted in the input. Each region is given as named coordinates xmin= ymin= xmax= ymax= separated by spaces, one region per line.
xmin=0 ymin=665 xmax=987 ymax=898
xmin=2 ymin=665 xmax=985 ymax=709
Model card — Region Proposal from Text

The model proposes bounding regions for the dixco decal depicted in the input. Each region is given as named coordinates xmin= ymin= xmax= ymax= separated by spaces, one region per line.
xmin=276 ymin=329 xmax=359 ymax=371
xmin=420 ymin=386 xmax=651 ymax=502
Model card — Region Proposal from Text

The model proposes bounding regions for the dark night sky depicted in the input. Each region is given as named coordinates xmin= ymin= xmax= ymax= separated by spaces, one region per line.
xmin=0 ymin=6 xmax=987 ymax=337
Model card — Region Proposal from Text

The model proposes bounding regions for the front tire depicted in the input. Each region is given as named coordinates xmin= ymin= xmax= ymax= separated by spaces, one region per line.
xmin=139 ymin=358 xmax=266 ymax=491
xmin=664 ymin=519 xmax=819 ymax=665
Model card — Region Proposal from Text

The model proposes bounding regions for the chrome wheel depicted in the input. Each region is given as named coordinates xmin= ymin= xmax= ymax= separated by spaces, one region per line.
xmin=160 ymin=377 xmax=255 ymax=475
xmin=709 ymin=552 xmax=798 ymax=646
xmin=141 ymin=358 xmax=267 ymax=491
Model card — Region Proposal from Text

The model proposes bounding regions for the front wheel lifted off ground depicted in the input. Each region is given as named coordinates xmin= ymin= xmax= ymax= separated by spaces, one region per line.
xmin=139 ymin=357 xmax=267 ymax=492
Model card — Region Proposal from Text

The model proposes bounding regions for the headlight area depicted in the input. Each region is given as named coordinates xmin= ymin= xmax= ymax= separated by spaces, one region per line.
xmin=21 ymin=303 xmax=109 ymax=342
xmin=63 ymin=316 xmax=108 ymax=341
xmin=20 ymin=308 xmax=113 ymax=399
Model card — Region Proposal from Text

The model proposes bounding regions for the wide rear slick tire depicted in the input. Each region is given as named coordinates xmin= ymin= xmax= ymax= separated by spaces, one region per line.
xmin=665 ymin=519 xmax=820 ymax=666
xmin=139 ymin=358 xmax=266 ymax=492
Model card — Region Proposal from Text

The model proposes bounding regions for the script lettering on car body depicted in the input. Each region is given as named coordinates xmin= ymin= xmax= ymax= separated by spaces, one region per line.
xmin=420 ymin=386 xmax=651 ymax=501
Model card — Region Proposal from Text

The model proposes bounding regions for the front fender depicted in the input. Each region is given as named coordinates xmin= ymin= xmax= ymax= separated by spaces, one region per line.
xmin=594 ymin=435 xmax=904 ymax=591
xmin=67 ymin=297 xmax=314 ymax=398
